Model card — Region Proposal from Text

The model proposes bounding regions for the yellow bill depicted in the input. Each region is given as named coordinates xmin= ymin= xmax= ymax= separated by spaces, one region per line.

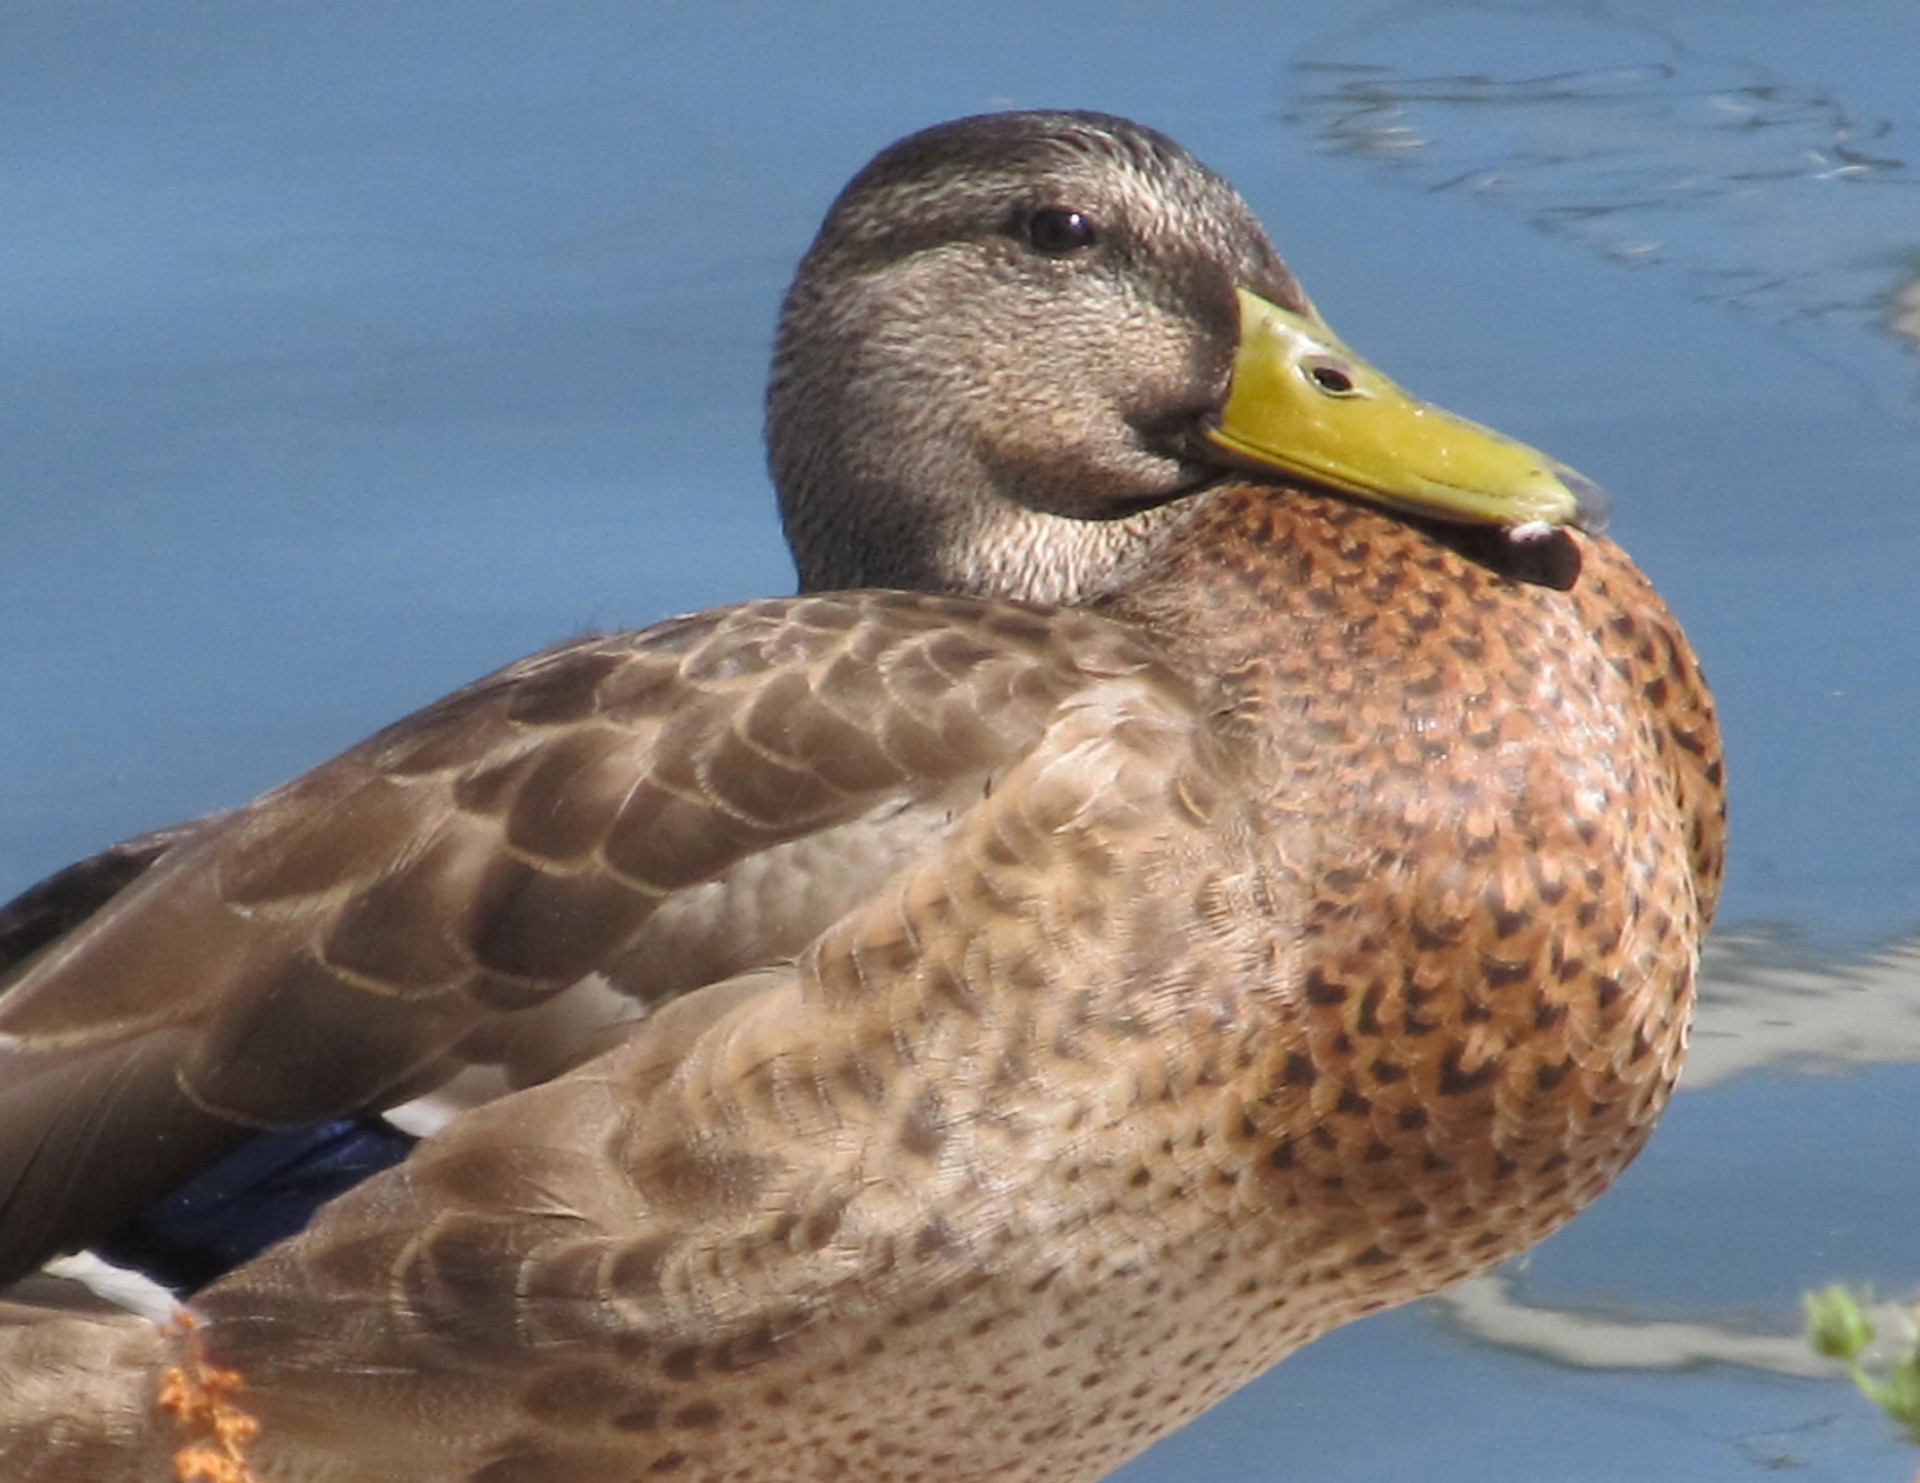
xmin=1206 ymin=288 xmax=1609 ymax=533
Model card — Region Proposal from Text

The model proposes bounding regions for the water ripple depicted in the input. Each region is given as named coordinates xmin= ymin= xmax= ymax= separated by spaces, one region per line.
xmin=1287 ymin=3 xmax=1920 ymax=364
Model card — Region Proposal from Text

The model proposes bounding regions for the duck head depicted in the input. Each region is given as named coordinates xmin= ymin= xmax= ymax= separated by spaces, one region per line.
xmin=769 ymin=110 xmax=1606 ymax=603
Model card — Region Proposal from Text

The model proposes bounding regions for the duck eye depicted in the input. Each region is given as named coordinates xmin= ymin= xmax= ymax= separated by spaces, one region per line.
xmin=1022 ymin=206 xmax=1099 ymax=256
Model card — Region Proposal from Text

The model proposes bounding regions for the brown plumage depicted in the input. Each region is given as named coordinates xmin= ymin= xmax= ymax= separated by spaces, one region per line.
xmin=0 ymin=111 xmax=1721 ymax=1482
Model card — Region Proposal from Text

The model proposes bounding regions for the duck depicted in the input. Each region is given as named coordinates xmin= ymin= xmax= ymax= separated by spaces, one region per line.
xmin=0 ymin=110 xmax=1723 ymax=1482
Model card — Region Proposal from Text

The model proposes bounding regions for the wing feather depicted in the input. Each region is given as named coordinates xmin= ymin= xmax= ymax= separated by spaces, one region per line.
xmin=0 ymin=593 xmax=1178 ymax=1279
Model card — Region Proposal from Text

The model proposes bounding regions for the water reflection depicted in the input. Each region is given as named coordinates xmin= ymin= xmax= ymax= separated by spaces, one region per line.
xmin=1431 ymin=1268 xmax=1845 ymax=1377
xmin=1689 ymin=928 xmax=1920 ymax=1087
xmin=1288 ymin=3 xmax=1920 ymax=383
xmin=1896 ymin=270 xmax=1920 ymax=351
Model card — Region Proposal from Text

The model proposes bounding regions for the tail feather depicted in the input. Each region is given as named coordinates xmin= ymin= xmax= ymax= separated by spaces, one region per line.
xmin=0 ymin=1034 xmax=248 ymax=1286
xmin=0 ymin=826 xmax=198 ymax=987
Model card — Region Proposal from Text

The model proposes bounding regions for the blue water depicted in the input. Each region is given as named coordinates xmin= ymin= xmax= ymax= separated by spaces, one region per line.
xmin=4 ymin=3 xmax=1918 ymax=1478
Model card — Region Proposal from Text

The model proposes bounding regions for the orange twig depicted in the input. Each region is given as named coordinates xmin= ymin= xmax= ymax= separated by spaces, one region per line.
xmin=157 ymin=1313 xmax=263 ymax=1483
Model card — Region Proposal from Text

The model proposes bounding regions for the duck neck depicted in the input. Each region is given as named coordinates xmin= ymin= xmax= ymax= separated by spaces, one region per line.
xmin=779 ymin=464 xmax=1193 ymax=605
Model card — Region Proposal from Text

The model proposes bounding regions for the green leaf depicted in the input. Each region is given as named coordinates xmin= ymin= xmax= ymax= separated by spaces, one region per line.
xmin=1875 ymin=1349 xmax=1920 ymax=1444
xmin=1805 ymin=1285 xmax=1875 ymax=1362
